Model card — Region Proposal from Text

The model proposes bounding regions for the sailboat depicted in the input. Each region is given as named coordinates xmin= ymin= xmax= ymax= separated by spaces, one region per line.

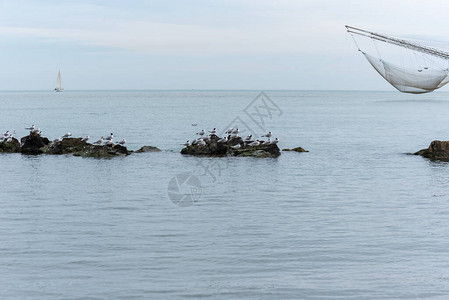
xmin=346 ymin=25 xmax=449 ymax=94
xmin=54 ymin=71 xmax=63 ymax=92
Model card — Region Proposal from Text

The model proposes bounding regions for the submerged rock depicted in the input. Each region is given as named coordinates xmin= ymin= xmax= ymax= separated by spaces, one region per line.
xmin=136 ymin=146 xmax=162 ymax=153
xmin=283 ymin=147 xmax=309 ymax=153
xmin=414 ymin=140 xmax=449 ymax=161
xmin=0 ymin=138 xmax=21 ymax=153
xmin=181 ymin=135 xmax=280 ymax=158
xmin=21 ymin=132 xmax=50 ymax=154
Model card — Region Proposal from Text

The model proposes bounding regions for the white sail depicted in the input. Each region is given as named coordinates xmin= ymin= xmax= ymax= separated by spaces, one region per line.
xmin=347 ymin=26 xmax=449 ymax=94
xmin=55 ymin=71 xmax=63 ymax=92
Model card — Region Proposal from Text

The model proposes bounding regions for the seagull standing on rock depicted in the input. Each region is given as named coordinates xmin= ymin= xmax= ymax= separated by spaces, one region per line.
xmin=231 ymin=144 xmax=241 ymax=149
xmin=217 ymin=136 xmax=228 ymax=143
xmin=94 ymin=137 xmax=104 ymax=145
xmin=181 ymin=140 xmax=190 ymax=146
xmin=248 ymin=140 xmax=260 ymax=147
xmin=62 ymin=133 xmax=71 ymax=139
xmin=270 ymin=138 xmax=279 ymax=144
xmin=81 ymin=136 xmax=89 ymax=142
xmin=105 ymin=133 xmax=113 ymax=141
xmin=262 ymin=132 xmax=272 ymax=138
xmin=209 ymin=128 xmax=216 ymax=134
xmin=196 ymin=130 xmax=205 ymax=136
xmin=118 ymin=139 xmax=126 ymax=145
xmin=263 ymin=139 xmax=271 ymax=145
xmin=244 ymin=134 xmax=252 ymax=141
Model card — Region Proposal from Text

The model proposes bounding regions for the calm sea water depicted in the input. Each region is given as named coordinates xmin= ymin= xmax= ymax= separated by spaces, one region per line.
xmin=1 ymin=90 xmax=449 ymax=299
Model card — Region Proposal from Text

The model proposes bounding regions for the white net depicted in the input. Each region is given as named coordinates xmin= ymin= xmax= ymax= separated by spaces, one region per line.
xmin=363 ymin=52 xmax=448 ymax=94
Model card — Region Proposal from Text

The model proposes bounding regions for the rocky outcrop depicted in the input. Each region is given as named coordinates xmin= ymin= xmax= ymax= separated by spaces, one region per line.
xmin=414 ymin=140 xmax=449 ymax=161
xmin=0 ymin=138 xmax=21 ymax=153
xmin=283 ymin=147 xmax=309 ymax=153
xmin=21 ymin=132 xmax=50 ymax=154
xmin=136 ymin=146 xmax=162 ymax=153
xmin=181 ymin=135 xmax=280 ymax=158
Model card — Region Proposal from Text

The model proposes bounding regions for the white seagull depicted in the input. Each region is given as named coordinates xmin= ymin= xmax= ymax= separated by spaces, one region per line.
xmin=62 ymin=133 xmax=72 ymax=139
xmin=105 ymin=133 xmax=114 ymax=141
xmin=106 ymin=139 xmax=114 ymax=146
xmin=118 ymin=139 xmax=126 ymax=145
xmin=181 ymin=140 xmax=190 ymax=146
xmin=225 ymin=128 xmax=233 ymax=134
xmin=231 ymin=144 xmax=241 ymax=149
xmin=209 ymin=128 xmax=216 ymax=134
xmin=94 ymin=137 xmax=104 ymax=145
xmin=232 ymin=128 xmax=239 ymax=135
xmin=25 ymin=125 xmax=35 ymax=130
xmin=262 ymin=131 xmax=272 ymax=138
xmin=3 ymin=131 xmax=9 ymax=137
xmin=196 ymin=130 xmax=205 ymax=136
xmin=244 ymin=134 xmax=252 ymax=141
xmin=197 ymin=139 xmax=206 ymax=146
xmin=263 ymin=139 xmax=271 ymax=145
xmin=81 ymin=136 xmax=90 ymax=142
xmin=270 ymin=138 xmax=279 ymax=144
xmin=217 ymin=136 xmax=228 ymax=143
xmin=248 ymin=140 xmax=260 ymax=147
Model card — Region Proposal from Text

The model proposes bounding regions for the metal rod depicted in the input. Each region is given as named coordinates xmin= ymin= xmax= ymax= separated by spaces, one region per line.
xmin=346 ymin=25 xmax=449 ymax=60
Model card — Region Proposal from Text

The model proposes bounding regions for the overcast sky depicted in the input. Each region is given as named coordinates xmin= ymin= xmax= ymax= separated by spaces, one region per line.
xmin=1 ymin=0 xmax=449 ymax=91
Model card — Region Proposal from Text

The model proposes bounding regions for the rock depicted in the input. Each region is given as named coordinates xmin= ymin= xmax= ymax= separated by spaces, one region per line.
xmin=73 ymin=144 xmax=131 ymax=158
xmin=136 ymin=146 xmax=162 ymax=153
xmin=414 ymin=140 xmax=449 ymax=161
xmin=0 ymin=138 xmax=21 ymax=153
xmin=181 ymin=135 xmax=280 ymax=158
xmin=43 ymin=138 xmax=90 ymax=155
xmin=20 ymin=132 xmax=50 ymax=154
xmin=283 ymin=147 xmax=309 ymax=153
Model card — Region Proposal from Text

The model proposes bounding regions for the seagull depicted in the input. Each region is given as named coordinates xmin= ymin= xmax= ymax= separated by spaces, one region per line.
xmin=118 ymin=139 xmax=126 ymax=145
xmin=3 ymin=131 xmax=9 ymax=137
xmin=53 ymin=137 xmax=62 ymax=143
xmin=105 ymin=133 xmax=113 ymax=141
xmin=262 ymin=131 xmax=272 ymax=138
xmin=231 ymin=144 xmax=241 ymax=149
xmin=81 ymin=136 xmax=89 ymax=142
xmin=217 ymin=136 xmax=228 ymax=143
xmin=263 ymin=139 xmax=271 ymax=145
xmin=244 ymin=134 xmax=252 ymax=141
xmin=248 ymin=140 xmax=260 ymax=147
xmin=6 ymin=137 xmax=12 ymax=143
xmin=209 ymin=128 xmax=216 ymax=134
xmin=25 ymin=125 xmax=35 ymax=130
xmin=94 ymin=137 xmax=104 ymax=145
xmin=232 ymin=128 xmax=239 ymax=135
xmin=270 ymin=138 xmax=279 ymax=144
xmin=62 ymin=133 xmax=71 ymax=138
xmin=225 ymin=128 xmax=233 ymax=134
xmin=196 ymin=130 xmax=205 ymax=136
xmin=181 ymin=140 xmax=190 ymax=146
xmin=197 ymin=139 xmax=206 ymax=146
xmin=106 ymin=139 xmax=114 ymax=146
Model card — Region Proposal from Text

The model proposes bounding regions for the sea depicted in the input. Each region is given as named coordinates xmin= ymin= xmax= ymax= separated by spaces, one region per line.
xmin=1 ymin=90 xmax=449 ymax=299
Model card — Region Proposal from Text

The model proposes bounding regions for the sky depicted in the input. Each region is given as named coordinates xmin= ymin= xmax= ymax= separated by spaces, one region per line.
xmin=1 ymin=0 xmax=449 ymax=91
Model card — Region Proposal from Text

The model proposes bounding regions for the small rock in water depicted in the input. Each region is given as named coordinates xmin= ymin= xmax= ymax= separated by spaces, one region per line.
xmin=282 ymin=147 xmax=309 ymax=153
xmin=136 ymin=146 xmax=162 ymax=153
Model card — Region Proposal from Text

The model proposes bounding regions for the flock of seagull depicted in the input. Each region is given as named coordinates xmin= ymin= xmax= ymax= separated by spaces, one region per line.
xmin=0 ymin=130 xmax=16 ymax=143
xmin=182 ymin=127 xmax=279 ymax=148
xmin=1 ymin=125 xmax=126 ymax=146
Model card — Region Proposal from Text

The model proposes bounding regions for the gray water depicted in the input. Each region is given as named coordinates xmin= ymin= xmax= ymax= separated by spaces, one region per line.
xmin=1 ymin=90 xmax=449 ymax=299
